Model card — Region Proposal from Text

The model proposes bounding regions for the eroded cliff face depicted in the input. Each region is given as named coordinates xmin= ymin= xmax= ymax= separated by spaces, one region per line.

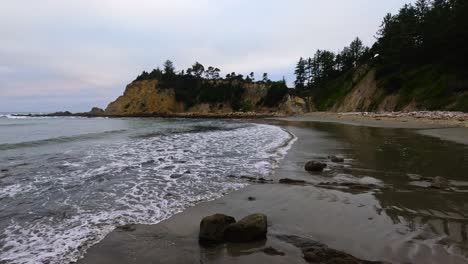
xmin=328 ymin=65 xmax=467 ymax=112
xmin=104 ymin=79 xmax=307 ymax=115
xmin=105 ymin=80 xmax=185 ymax=115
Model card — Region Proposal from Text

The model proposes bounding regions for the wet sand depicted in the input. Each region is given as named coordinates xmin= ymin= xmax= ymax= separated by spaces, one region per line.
xmin=274 ymin=112 xmax=468 ymax=145
xmin=77 ymin=118 xmax=468 ymax=264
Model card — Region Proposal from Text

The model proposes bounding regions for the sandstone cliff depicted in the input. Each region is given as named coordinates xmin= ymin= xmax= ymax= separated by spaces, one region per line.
xmin=105 ymin=79 xmax=307 ymax=116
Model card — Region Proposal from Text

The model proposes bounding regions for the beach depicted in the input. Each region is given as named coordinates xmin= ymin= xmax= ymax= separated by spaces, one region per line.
xmin=77 ymin=115 xmax=468 ymax=264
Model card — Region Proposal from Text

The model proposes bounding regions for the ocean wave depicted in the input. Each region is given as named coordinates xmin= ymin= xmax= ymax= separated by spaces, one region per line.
xmin=0 ymin=122 xmax=295 ymax=264
xmin=0 ymin=130 xmax=128 ymax=151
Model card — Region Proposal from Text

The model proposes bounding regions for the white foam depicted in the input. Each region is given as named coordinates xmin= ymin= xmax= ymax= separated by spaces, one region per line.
xmin=0 ymin=122 xmax=295 ymax=264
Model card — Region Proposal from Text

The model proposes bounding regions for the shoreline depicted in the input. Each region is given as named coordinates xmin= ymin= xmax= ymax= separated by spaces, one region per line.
xmin=272 ymin=112 xmax=468 ymax=145
xmin=76 ymin=118 xmax=468 ymax=264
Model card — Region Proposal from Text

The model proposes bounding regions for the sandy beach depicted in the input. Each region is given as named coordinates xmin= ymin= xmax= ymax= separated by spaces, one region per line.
xmin=77 ymin=114 xmax=468 ymax=264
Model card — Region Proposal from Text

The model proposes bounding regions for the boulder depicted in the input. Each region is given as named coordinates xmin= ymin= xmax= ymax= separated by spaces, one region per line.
xmin=199 ymin=214 xmax=236 ymax=243
xmin=330 ymin=155 xmax=344 ymax=163
xmin=224 ymin=214 xmax=267 ymax=243
xmin=431 ymin=176 xmax=449 ymax=189
xmin=304 ymin=161 xmax=327 ymax=172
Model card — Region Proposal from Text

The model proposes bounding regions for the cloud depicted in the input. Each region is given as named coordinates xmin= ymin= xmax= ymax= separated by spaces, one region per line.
xmin=0 ymin=0 xmax=415 ymax=112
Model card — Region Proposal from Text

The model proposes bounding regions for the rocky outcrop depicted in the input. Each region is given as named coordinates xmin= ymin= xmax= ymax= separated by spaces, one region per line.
xmin=104 ymin=79 xmax=307 ymax=116
xmin=105 ymin=80 xmax=185 ymax=115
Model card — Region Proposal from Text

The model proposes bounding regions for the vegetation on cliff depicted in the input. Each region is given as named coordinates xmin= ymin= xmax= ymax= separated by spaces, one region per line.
xmin=295 ymin=0 xmax=468 ymax=112
xmin=133 ymin=61 xmax=288 ymax=112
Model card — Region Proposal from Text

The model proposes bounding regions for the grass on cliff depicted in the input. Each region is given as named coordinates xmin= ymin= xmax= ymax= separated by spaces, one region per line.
xmin=377 ymin=64 xmax=468 ymax=111
xmin=310 ymin=63 xmax=467 ymax=112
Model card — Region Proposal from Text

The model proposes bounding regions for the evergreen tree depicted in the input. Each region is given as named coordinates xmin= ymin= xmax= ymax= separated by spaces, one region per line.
xmin=294 ymin=57 xmax=307 ymax=89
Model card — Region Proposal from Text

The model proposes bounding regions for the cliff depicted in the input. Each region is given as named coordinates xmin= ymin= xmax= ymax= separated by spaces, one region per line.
xmin=104 ymin=79 xmax=307 ymax=116
xmin=311 ymin=65 xmax=468 ymax=112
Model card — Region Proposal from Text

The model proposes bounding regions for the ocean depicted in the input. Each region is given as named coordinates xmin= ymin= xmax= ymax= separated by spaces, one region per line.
xmin=0 ymin=114 xmax=295 ymax=264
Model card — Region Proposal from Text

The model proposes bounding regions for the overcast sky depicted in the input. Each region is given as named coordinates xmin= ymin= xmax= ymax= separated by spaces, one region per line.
xmin=0 ymin=0 xmax=414 ymax=112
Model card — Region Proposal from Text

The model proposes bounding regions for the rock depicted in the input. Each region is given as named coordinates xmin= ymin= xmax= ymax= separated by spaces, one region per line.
xmin=304 ymin=161 xmax=327 ymax=172
xmin=261 ymin=246 xmax=285 ymax=256
xmin=303 ymin=247 xmax=376 ymax=264
xmin=247 ymin=196 xmax=256 ymax=201
xmin=88 ymin=107 xmax=105 ymax=116
xmin=117 ymin=224 xmax=136 ymax=232
xmin=170 ymin=174 xmax=183 ymax=179
xmin=276 ymin=235 xmax=384 ymax=264
xmin=431 ymin=176 xmax=449 ymax=189
xmin=199 ymin=214 xmax=236 ymax=243
xmin=279 ymin=178 xmax=306 ymax=184
xmin=329 ymin=155 xmax=344 ymax=163
xmin=224 ymin=214 xmax=268 ymax=243
xmin=0 ymin=169 xmax=8 ymax=172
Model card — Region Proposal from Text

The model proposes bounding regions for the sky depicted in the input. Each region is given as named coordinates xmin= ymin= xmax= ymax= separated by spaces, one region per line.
xmin=0 ymin=0 xmax=415 ymax=112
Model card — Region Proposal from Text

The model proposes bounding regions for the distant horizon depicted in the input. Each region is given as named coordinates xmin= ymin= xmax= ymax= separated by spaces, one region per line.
xmin=1 ymin=0 xmax=415 ymax=112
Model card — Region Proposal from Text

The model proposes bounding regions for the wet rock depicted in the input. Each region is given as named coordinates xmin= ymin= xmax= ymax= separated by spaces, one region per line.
xmin=170 ymin=174 xmax=183 ymax=179
xmin=199 ymin=214 xmax=236 ymax=243
xmin=224 ymin=214 xmax=267 ymax=243
xmin=431 ymin=176 xmax=449 ymax=189
xmin=117 ymin=224 xmax=136 ymax=232
xmin=303 ymin=247 xmax=379 ymax=264
xmin=276 ymin=235 xmax=384 ymax=264
xmin=261 ymin=246 xmax=285 ymax=256
xmin=240 ymin=176 xmax=272 ymax=184
xmin=329 ymin=155 xmax=344 ymax=163
xmin=304 ymin=161 xmax=327 ymax=172
xmin=279 ymin=178 xmax=306 ymax=184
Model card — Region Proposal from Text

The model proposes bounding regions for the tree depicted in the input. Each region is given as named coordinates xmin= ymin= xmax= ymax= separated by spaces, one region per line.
xmin=349 ymin=37 xmax=366 ymax=67
xmin=294 ymin=57 xmax=307 ymax=89
xmin=163 ymin=60 xmax=175 ymax=76
xmin=262 ymin=73 xmax=269 ymax=83
xmin=249 ymin=72 xmax=255 ymax=82
xmin=190 ymin=62 xmax=205 ymax=78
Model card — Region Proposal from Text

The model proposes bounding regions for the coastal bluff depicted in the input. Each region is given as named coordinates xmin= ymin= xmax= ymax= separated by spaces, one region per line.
xmin=104 ymin=79 xmax=308 ymax=116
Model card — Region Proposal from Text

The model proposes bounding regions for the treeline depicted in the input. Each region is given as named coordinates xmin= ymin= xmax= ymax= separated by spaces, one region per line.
xmin=295 ymin=0 xmax=468 ymax=99
xmin=134 ymin=60 xmax=288 ymax=111
xmin=294 ymin=37 xmax=370 ymax=91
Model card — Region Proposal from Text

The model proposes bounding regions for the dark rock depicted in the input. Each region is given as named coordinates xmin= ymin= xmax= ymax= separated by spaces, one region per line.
xmin=170 ymin=174 xmax=183 ymax=179
xmin=88 ymin=107 xmax=105 ymax=116
xmin=431 ymin=176 xmax=449 ymax=189
xmin=276 ymin=235 xmax=384 ymax=264
xmin=303 ymin=247 xmax=375 ymax=264
xmin=199 ymin=214 xmax=236 ymax=243
xmin=330 ymin=155 xmax=344 ymax=163
xmin=117 ymin=224 xmax=136 ymax=232
xmin=224 ymin=214 xmax=267 ymax=243
xmin=240 ymin=176 xmax=257 ymax=181
xmin=261 ymin=246 xmax=285 ymax=256
xmin=240 ymin=176 xmax=272 ymax=184
xmin=247 ymin=196 xmax=256 ymax=201
xmin=0 ymin=169 xmax=8 ymax=172
xmin=279 ymin=178 xmax=306 ymax=184
xmin=304 ymin=161 xmax=327 ymax=172
xmin=184 ymin=170 xmax=191 ymax=174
